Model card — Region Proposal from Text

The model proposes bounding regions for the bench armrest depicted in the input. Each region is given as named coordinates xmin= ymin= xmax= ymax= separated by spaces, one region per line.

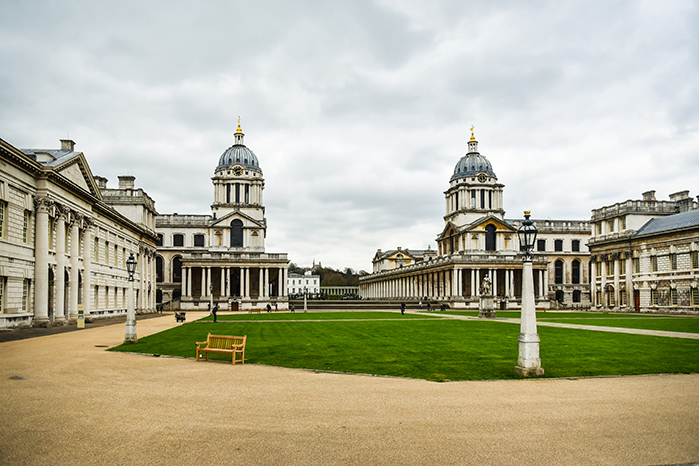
xmin=196 ymin=341 xmax=207 ymax=348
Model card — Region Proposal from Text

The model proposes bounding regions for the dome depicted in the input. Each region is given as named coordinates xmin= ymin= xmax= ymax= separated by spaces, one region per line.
xmin=216 ymin=144 xmax=262 ymax=173
xmin=450 ymin=152 xmax=496 ymax=181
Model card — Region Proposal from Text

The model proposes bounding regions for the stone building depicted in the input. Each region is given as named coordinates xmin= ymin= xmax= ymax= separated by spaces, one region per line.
xmin=359 ymin=129 xmax=591 ymax=308
xmin=588 ymin=190 xmax=699 ymax=313
xmin=155 ymin=122 xmax=288 ymax=311
xmin=0 ymin=137 xmax=158 ymax=328
xmin=288 ymin=271 xmax=320 ymax=297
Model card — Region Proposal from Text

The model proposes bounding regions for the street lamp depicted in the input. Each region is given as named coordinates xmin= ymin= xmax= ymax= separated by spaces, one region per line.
xmin=124 ymin=253 xmax=137 ymax=343
xmin=515 ymin=211 xmax=544 ymax=377
xmin=303 ymin=286 xmax=308 ymax=313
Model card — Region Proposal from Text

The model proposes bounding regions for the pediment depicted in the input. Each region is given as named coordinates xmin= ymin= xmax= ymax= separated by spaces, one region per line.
xmin=464 ymin=215 xmax=516 ymax=233
xmin=212 ymin=210 xmax=265 ymax=229
xmin=437 ymin=221 xmax=461 ymax=240
xmin=54 ymin=154 xmax=102 ymax=199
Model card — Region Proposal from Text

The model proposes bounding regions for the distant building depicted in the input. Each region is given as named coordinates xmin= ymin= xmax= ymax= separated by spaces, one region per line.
xmin=288 ymin=271 xmax=320 ymax=296
xmin=587 ymin=190 xmax=699 ymax=313
xmin=155 ymin=122 xmax=288 ymax=311
xmin=360 ymin=129 xmax=591 ymax=308
xmin=0 ymin=137 xmax=158 ymax=328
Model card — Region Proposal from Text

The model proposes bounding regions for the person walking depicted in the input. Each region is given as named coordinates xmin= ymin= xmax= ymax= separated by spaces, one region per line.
xmin=291 ymin=303 xmax=295 ymax=313
xmin=212 ymin=303 xmax=219 ymax=323
xmin=400 ymin=302 xmax=405 ymax=315
xmin=419 ymin=301 xmax=422 ymax=310
xmin=266 ymin=303 xmax=272 ymax=313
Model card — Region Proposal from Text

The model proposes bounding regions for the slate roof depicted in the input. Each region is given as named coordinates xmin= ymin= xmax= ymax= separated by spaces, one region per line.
xmin=634 ymin=209 xmax=699 ymax=236
xmin=20 ymin=148 xmax=81 ymax=167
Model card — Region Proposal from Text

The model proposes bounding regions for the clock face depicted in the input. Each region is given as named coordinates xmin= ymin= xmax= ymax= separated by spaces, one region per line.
xmin=232 ymin=166 xmax=243 ymax=176
xmin=477 ymin=173 xmax=487 ymax=183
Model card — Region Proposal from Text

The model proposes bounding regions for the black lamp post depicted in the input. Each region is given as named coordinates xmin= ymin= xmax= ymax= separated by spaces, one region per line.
xmin=124 ymin=253 xmax=137 ymax=343
xmin=515 ymin=211 xmax=543 ymax=376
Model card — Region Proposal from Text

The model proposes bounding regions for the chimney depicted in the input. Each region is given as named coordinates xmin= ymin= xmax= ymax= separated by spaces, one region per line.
xmin=642 ymin=190 xmax=656 ymax=201
xmin=60 ymin=139 xmax=76 ymax=151
xmin=669 ymin=190 xmax=690 ymax=202
xmin=118 ymin=175 xmax=136 ymax=190
xmin=94 ymin=176 xmax=108 ymax=190
xmin=669 ymin=190 xmax=693 ymax=213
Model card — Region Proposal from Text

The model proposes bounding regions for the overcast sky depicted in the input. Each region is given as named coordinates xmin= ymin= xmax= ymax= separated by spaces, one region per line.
xmin=1 ymin=0 xmax=697 ymax=272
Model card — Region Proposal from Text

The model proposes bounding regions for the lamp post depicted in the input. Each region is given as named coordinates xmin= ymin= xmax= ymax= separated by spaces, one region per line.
xmin=515 ymin=211 xmax=544 ymax=376
xmin=209 ymin=283 xmax=214 ymax=313
xmin=303 ymin=286 xmax=308 ymax=313
xmin=124 ymin=253 xmax=137 ymax=343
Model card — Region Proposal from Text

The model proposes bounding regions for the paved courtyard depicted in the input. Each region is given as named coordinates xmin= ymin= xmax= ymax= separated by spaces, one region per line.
xmin=1 ymin=313 xmax=697 ymax=465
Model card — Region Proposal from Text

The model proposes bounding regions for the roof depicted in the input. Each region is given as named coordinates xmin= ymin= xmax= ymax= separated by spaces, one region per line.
xmin=634 ymin=209 xmax=699 ymax=236
xmin=450 ymin=151 xmax=496 ymax=181
xmin=20 ymin=148 xmax=82 ymax=167
xmin=216 ymin=144 xmax=262 ymax=173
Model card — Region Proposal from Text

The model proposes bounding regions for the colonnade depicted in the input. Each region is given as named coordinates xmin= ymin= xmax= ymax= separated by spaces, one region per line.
xmin=180 ymin=265 xmax=287 ymax=300
xmin=590 ymin=252 xmax=634 ymax=309
xmin=361 ymin=266 xmax=547 ymax=301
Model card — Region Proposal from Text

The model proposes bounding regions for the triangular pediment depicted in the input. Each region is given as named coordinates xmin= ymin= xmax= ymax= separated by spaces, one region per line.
xmin=54 ymin=153 xmax=102 ymax=199
xmin=437 ymin=221 xmax=461 ymax=240
xmin=464 ymin=215 xmax=516 ymax=233
xmin=212 ymin=210 xmax=265 ymax=229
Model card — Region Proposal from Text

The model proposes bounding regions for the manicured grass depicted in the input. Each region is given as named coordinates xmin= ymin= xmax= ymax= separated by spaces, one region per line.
xmin=540 ymin=317 xmax=699 ymax=333
xmin=444 ymin=311 xmax=668 ymax=319
xmin=201 ymin=311 xmax=441 ymax=321
xmin=111 ymin=317 xmax=699 ymax=381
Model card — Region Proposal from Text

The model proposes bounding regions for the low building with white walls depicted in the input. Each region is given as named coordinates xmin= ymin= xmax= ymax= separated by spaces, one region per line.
xmin=155 ymin=121 xmax=288 ymax=312
xmin=0 ymin=137 xmax=158 ymax=328
xmin=288 ymin=272 xmax=320 ymax=297
xmin=588 ymin=190 xmax=699 ymax=313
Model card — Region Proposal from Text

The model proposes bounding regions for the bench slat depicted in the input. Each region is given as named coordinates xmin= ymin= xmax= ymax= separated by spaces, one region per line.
xmin=196 ymin=334 xmax=246 ymax=365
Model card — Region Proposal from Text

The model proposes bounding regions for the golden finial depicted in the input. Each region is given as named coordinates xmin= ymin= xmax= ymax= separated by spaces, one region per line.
xmin=469 ymin=125 xmax=476 ymax=141
xmin=235 ymin=116 xmax=243 ymax=134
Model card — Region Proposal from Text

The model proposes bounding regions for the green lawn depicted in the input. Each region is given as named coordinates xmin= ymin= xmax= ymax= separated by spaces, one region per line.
xmin=539 ymin=317 xmax=699 ymax=333
xmin=202 ymin=311 xmax=441 ymax=321
xmin=111 ymin=315 xmax=699 ymax=382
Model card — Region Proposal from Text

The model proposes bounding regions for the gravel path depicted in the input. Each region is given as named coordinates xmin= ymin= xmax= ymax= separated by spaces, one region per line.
xmin=0 ymin=313 xmax=697 ymax=465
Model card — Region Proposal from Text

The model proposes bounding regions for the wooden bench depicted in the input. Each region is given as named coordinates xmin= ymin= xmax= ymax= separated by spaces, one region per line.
xmin=195 ymin=334 xmax=246 ymax=365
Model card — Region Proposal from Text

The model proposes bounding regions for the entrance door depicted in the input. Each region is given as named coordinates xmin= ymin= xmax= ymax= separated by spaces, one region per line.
xmin=634 ymin=290 xmax=640 ymax=312
xmin=230 ymin=301 xmax=239 ymax=312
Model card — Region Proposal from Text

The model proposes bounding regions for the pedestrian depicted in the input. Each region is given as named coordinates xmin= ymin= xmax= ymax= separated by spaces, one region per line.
xmin=212 ymin=303 xmax=219 ymax=323
xmin=400 ymin=302 xmax=405 ymax=315
xmin=419 ymin=301 xmax=422 ymax=310
xmin=266 ymin=303 xmax=272 ymax=313
xmin=291 ymin=304 xmax=295 ymax=313
xmin=440 ymin=303 xmax=446 ymax=312
xmin=274 ymin=303 xmax=278 ymax=312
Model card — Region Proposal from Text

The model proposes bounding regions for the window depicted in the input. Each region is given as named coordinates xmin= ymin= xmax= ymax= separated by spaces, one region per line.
xmin=105 ymin=286 xmax=110 ymax=309
xmin=596 ymin=223 xmax=601 ymax=235
xmin=596 ymin=290 xmax=602 ymax=305
xmin=156 ymin=234 xmax=163 ymax=247
xmin=572 ymin=240 xmax=580 ymax=252
xmin=122 ymin=248 xmax=126 ymax=268
xmin=226 ymin=184 xmax=231 ymax=203
xmin=156 ymin=256 xmax=163 ymax=283
xmin=608 ymin=220 xmax=614 ymax=232
xmin=23 ymin=210 xmax=31 ymax=243
xmin=621 ymin=216 xmax=627 ymax=230
xmin=572 ymin=290 xmax=581 ymax=303
xmin=537 ymin=239 xmax=546 ymax=252
xmin=0 ymin=277 xmax=4 ymax=313
xmin=670 ymin=253 xmax=677 ymax=271
xmin=619 ymin=290 xmax=627 ymax=307
xmin=607 ymin=287 xmax=615 ymax=307
xmin=230 ymin=219 xmax=243 ymax=248
xmin=48 ymin=218 xmax=54 ymax=249
xmin=22 ymin=279 xmax=29 ymax=312
xmin=172 ymin=257 xmax=182 ymax=283
xmin=651 ymin=255 xmax=658 ymax=272
xmin=470 ymin=190 xmax=476 ymax=208
xmin=94 ymin=285 xmax=99 ymax=309
xmin=114 ymin=244 xmax=118 ymax=266
xmin=555 ymin=260 xmax=563 ymax=284
xmin=94 ymin=237 xmax=99 ymax=261
xmin=173 ymin=234 xmax=184 ymax=247
xmin=245 ymin=184 xmax=250 ymax=204
xmin=634 ymin=257 xmax=640 ymax=273
xmin=0 ymin=200 xmax=5 ymax=238
xmin=670 ymin=288 xmax=678 ymax=306
xmin=485 ymin=224 xmax=496 ymax=251
xmin=235 ymin=183 xmax=240 ymax=203
xmin=105 ymin=242 xmax=109 ymax=264
xmin=693 ymin=251 xmax=699 ymax=269
xmin=651 ymin=289 xmax=658 ymax=306
xmin=480 ymin=190 xmax=485 ymax=209
xmin=693 ymin=288 xmax=699 ymax=306
xmin=554 ymin=240 xmax=563 ymax=252
xmin=620 ymin=259 xmax=626 ymax=276
xmin=194 ymin=234 xmax=205 ymax=247
xmin=572 ymin=260 xmax=581 ymax=284
xmin=596 ymin=262 xmax=601 ymax=277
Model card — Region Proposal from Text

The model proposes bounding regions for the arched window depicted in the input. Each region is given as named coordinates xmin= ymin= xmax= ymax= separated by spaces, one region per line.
xmin=485 ymin=224 xmax=496 ymax=251
xmin=156 ymin=256 xmax=163 ymax=283
xmin=172 ymin=256 xmax=182 ymax=283
xmin=572 ymin=260 xmax=581 ymax=284
xmin=230 ymin=219 xmax=244 ymax=248
xmin=555 ymin=260 xmax=564 ymax=284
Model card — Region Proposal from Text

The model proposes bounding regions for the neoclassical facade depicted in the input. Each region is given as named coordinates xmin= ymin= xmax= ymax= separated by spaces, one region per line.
xmin=156 ymin=122 xmax=288 ymax=311
xmin=0 ymin=137 xmax=158 ymax=328
xmin=588 ymin=190 xmax=699 ymax=313
xmin=360 ymin=129 xmax=591 ymax=308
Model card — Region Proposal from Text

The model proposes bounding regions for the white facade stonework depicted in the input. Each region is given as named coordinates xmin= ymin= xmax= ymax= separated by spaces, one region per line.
xmin=0 ymin=138 xmax=158 ymax=328
xmin=360 ymin=130 xmax=591 ymax=308
xmin=588 ymin=190 xmax=699 ymax=314
xmin=288 ymin=273 xmax=320 ymax=296
xmin=155 ymin=123 xmax=288 ymax=311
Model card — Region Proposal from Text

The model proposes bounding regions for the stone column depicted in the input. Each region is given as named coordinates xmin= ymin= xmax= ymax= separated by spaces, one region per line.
xmin=491 ymin=269 xmax=497 ymax=298
xmin=244 ymin=268 xmax=250 ymax=297
xmin=225 ymin=268 xmax=230 ymax=297
xmin=54 ymin=206 xmax=68 ymax=322
xmin=600 ymin=260 xmax=607 ymax=308
xmin=590 ymin=259 xmax=597 ymax=307
xmin=259 ymin=268 xmax=265 ymax=298
xmin=515 ymin=258 xmax=544 ymax=376
xmin=69 ymin=214 xmax=80 ymax=321
xmin=625 ymin=253 xmax=633 ymax=309
xmin=475 ymin=269 xmax=480 ymax=297
xmin=82 ymin=219 xmax=93 ymax=316
xmin=181 ymin=266 xmax=187 ymax=297
xmin=201 ymin=267 xmax=207 ymax=297
xmin=613 ymin=255 xmax=620 ymax=309
xmin=33 ymin=196 xmax=53 ymax=325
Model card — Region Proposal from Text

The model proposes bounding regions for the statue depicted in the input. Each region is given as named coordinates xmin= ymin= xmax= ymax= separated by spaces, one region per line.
xmin=479 ymin=276 xmax=492 ymax=296
xmin=478 ymin=276 xmax=496 ymax=318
